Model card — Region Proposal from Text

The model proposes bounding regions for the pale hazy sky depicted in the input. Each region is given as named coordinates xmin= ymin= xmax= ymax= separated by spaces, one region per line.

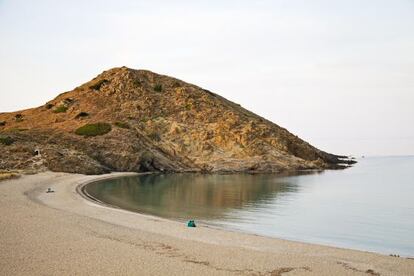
xmin=1 ymin=0 xmax=413 ymax=156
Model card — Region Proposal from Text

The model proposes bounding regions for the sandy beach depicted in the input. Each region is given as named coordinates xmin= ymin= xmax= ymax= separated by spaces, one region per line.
xmin=0 ymin=172 xmax=413 ymax=275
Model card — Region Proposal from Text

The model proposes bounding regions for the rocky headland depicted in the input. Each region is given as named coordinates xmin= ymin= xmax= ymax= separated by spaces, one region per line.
xmin=0 ymin=67 xmax=353 ymax=175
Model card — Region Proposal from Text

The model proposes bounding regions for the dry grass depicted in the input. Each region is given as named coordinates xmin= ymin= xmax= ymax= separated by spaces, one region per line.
xmin=0 ymin=172 xmax=20 ymax=181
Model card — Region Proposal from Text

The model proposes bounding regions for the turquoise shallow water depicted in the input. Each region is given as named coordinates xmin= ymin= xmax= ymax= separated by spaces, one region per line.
xmin=85 ymin=156 xmax=414 ymax=256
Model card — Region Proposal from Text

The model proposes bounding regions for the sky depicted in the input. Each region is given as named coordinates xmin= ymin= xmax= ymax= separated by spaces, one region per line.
xmin=0 ymin=0 xmax=413 ymax=156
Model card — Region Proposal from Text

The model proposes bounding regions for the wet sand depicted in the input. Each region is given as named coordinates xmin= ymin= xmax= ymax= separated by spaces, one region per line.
xmin=0 ymin=172 xmax=413 ymax=275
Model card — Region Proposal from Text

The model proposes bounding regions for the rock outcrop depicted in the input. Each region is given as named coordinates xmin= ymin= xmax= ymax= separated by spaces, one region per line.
xmin=0 ymin=67 xmax=353 ymax=174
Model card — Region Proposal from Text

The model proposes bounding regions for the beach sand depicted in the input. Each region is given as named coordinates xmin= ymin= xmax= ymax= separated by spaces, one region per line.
xmin=0 ymin=172 xmax=413 ymax=275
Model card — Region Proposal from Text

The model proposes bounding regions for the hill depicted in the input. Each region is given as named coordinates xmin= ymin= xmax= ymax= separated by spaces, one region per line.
xmin=0 ymin=67 xmax=352 ymax=174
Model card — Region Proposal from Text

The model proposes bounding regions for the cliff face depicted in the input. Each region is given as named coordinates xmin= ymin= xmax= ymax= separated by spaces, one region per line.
xmin=0 ymin=67 xmax=351 ymax=174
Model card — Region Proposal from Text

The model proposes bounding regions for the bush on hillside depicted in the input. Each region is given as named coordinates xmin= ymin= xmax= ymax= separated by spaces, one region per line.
xmin=75 ymin=123 xmax=112 ymax=137
xmin=133 ymin=79 xmax=142 ymax=87
xmin=53 ymin=105 xmax=68 ymax=113
xmin=0 ymin=136 xmax=15 ymax=146
xmin=75 ymin=112 xmax=89 ymax=119
xmin=114 ymin=121 xmax=130 ymax=129
xmin=139 ymin=151 xmax=154 ymax=171
xmin=148 ymin=131 xmax=161 ymax=142
xmin=153 ymin=84 xmax=163 ymax=92
xmin=15 ymin=114 xmax=23 ymax=122
xmin=45 ymin=103 xmax=54 ymax=109
xmin=172 ymin=81 xmax=181 ymax=88
xmin=89 ymin=79 xmax=109 ymax=90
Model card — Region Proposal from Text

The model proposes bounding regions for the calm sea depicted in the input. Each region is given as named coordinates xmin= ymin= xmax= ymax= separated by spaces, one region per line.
xmin=85 ymin=156 xmax=414 ymax=256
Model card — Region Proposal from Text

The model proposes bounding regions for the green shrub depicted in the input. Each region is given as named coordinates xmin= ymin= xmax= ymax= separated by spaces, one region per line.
xmin=139 ymin=151 xmax=154 ymax=171
xmin=63 ymin=98 xmax=74 ymax=105
xmin=148 ymin=131 xmax=161 ymax=141
xmin=153 ymin=84 xmax=163 ymax=92
xmin=8 ymin=128 xmax=27 ymax=132
xmin=75 ymin=112 xmax=89 ymax=119
xmin=89 ymin=79 xmax=109 ymax=90
xmin=133 ymin=79 xmax=142 ymax=87
xmin=53 ymin=105 xmax=68 ymax=113
xmin=0 ymin=136 xmax=15 ymax=146
xmin=75 ymin=123 xmax=112 ymax=137
xmin=172 ymin=81 xmax=181 ymax=88
xmin=15 ymin=114 xmax=23 ymax=122
xmin=203 ymin=89 xmax=216 ymax=97
xmin=114 ymin=121 xmax=130 ymax=129
xmin=45 ymin=103 xmax=54 ymax=109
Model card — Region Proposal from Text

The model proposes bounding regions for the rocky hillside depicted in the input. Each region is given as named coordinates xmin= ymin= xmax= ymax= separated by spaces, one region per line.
xmin=0 ymin=67 xmax=353 ymax=174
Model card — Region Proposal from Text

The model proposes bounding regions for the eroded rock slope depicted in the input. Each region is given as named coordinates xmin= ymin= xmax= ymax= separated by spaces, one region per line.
xmin=0 ymin=67 xmax=351 ymax=174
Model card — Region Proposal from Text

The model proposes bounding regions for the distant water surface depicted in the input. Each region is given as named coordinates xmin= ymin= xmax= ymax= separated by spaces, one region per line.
xmin=85 ymin=157 xmax=414 ymax=256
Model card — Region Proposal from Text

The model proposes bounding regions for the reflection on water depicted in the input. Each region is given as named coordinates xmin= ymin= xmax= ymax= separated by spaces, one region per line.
xmin=85 ymin=157 xmax=414 ymax=256
xmin=86 ymin=173 xmax=308 ymax=220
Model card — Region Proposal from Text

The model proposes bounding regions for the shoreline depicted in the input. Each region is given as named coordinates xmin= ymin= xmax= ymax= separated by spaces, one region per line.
xmin=1 ymin=172 xmax=413 ymax=275
xmin=77 ymin=173 xmax=404 ymax=258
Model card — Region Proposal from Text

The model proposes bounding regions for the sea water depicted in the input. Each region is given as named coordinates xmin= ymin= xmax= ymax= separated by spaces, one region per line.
xmin=85 ymin=156 xmax=414 ymax=256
